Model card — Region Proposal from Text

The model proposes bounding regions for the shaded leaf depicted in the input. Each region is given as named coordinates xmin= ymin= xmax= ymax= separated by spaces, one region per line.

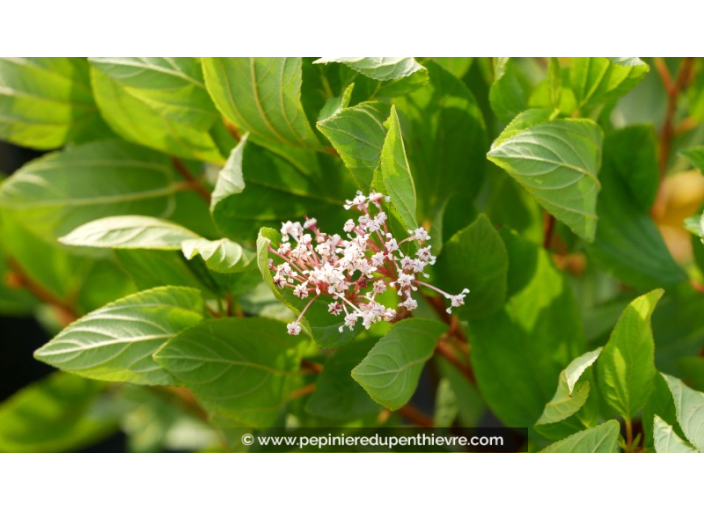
xmin=315 ymin=57 xmax=424 ymax=81
xmin=154 ymin=317 xmax=301 ymax=428
xmin=570 ymin=57 xmax=649 ymax=112
xmin=435 ymin=214 xmax=508 ymax=319
xmin=662 ymin=373 xmax=704 ymax=451
xmin=653 ymin=415 xmax=698 ymax=453
xmin=181 ymin=238 xmax=255 ymax=274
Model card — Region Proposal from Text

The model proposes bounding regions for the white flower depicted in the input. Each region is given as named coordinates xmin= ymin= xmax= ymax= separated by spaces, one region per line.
xmin=328 ymin=302 xmax=343 ymax=315
xmin=287 ymin=322 xmax=301 ymax=335
xmin=447 ymin=289 xmax=470 ymax=314
xmin=385 ymin=238 xmax=399 ymax=253
xmin=410 ymin=227 xmax=430 ymax=242
xmin=293 ymin=284 xmax=309 ymax=299
xmin=343 ymin=219 xmax=356 ymax=232
xmin=401 ymin=297 xmax=418 ymax=310
xmin=373 ymin=280 xmax=387 ymax=294
xmin=304 ymin=218 xmax=317 ymax=229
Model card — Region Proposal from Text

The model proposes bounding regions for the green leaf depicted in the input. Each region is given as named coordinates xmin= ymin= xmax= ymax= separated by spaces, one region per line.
xmin=470 ymin=231 xmax=583 ymax=427
xmin=547 ymin=57 xmax=562 ymax=109
xmin=35 ymin=286 xmax=204 ymax=385
xmin=677 ymin=357 xmax=704 ymax=392
xmin=587 ymin=127 xmax=685 ymax=288
xmin=211 ymin=132 xmax=248 ymax=215
xmin=0 ymin=57 xmax=102 ymax=150
xmin=315 ymin=57 xmax=424 ymax=81
xmin=380 ymin=106 xmax=418 ymax=232
xmin=202 ymin=58 xmax=320 ymax=151
xmin=211 ymin=141 xmax=347 ymax=241
xmin=317 ymin=101 xmax=391 ymax=190
xmin=597 ymin=289 xmax=663 ymax=420
xmin=540 ymin=420 xmax=620 ymax=453
xmin=536 ymin=348 xmax=601 ymax=425
xmin=570 ymin=57 xmax=649 ymax=112
xmin=433 ymin=379 xmax=459 ymax=428
xmin=433 ymin=57 xmax=473 ymax=79
xmin=305 ymin=339 xmax=381 ymax=421
xmin=662 ymin=373 xmax=704 ymax=451
xmin=489 ymin=58 xmax=529 ymax=122
xmin=682 ymin=146 xmax=704 ymax=171
xmin=59 ymin=215 xmax=200 ymax=250
xmin=435 ymin=214 xmax=508 ymax=319
xmin=154 ymin=317 xmax=301 ymax=428
xmin=256 ymin=227 xmax=358 ymax=347
xmin=351 ymin=318 xmax=448 ymax=411
xmin=642 ymin=371 xmax=678 ymax=451
xmin=181 ymin=238 xmax=255 ymax=274
xmin=89 ymin=57 xmax=224 ymax=162
xmin=0 ymin=140 xmax=179 ymax=240
xmin=0 ymin=372 xmax=117 ymax=452
xmin=488 ymin=115 xmax=603 ymax=242
xmin=653 ymin=415 xmax=698 ymax=453
xmin=394 ymin=61 xmax=488 ymax=216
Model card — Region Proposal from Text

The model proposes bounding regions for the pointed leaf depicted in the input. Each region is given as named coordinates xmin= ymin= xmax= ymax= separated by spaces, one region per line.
xmin=536 ymin=348 xmax=602 ymax=427
xmin=0 ymin=57 xmax=102 ymax=149
xmin=153 ymin=317 xmax=301 ymax=428
xmin=181 ymin=238 xmax=255 ymax=273
xmin=380 ymin=106 xmax=418 ymax=232
xmin=202 ymin=57 xmax=320 ymax=150
xmin=570 ymin=57 xmax=649 ymax=111
xmin=211 ymin=132 xmax=248 ymax=214
xmin=0 ymin=140 xmax=178 ymax=240
xmin=317 ymin=101 xmax=391 ymax=190
xmin=315 ymin=57 xmax=424 ymax=81
xmin=662 ymin=373 xmax=704 ymax=451
xmin=488 ymin=116 xmax=603 ymax=242
xmin=540 ymin=420 xmax=620 ymax=453
xmin=597 ymin=289 xmax=663 ymax=420
xmin=89 ymin=57 xmax=223 ymax=162
xmin=653 ymin=415 xmax=698 ymax=453
xmin=59 ymin=215 xmax=200 ymax=250
xmin=351 ymin=318 xmax=448 ymax=411
xmin=35 ymin=286 xmax=204 ymax=385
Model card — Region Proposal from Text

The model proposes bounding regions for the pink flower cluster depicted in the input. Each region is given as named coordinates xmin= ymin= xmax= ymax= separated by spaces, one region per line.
xmin=267 ymin=191 xmax=469 ymax=335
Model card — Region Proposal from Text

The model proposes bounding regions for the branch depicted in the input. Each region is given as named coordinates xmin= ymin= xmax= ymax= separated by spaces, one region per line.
xmin=657 ymin=57 xmax=695 ymax=176
xmin=396 ymin=402 xmax=433 ymax=428
xmin=543 ymin=211 xmax=556 ymax=249
xmin=5 ymin=257 xmax=77 ymax=325
xmin=171 ymin=157 xmax=212 ymax=203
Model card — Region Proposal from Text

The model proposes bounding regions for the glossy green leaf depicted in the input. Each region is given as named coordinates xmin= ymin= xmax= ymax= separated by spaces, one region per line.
xmin=653 ymin=415 xmax=698 ymax=453
xmin=435 ymin=214 xmax=508 ymax=319
xmin=662 ymin=373 xmax=704 ymax=451
xmin=570 ymin=57 xmax=649 ymax=112
xmin=470 ymin=231 xmax=583 ymax=427
xmin=89 ymin=57 xmax=223 ymax=162
xmin=351 ymin=318 xmax=448 ymax=411
xmin=394 ymin=61 xmax=488 ymax=216
xmin=0 ymin=57 xmax=102 ymax=150
xmin=0 ymin=140 xmax=179 ymax=240
xmin=154 ymin=317 xmax=301 ymax=428
xmin=540 ymin=420 xmax=620 ymax=453
xmin=181 ymin=238 xmax=255 ymax=274
xmin=536 ymin=347 xmax=601 ymax=428
xmin=380 ymin=106 xmax=418 ymax=232
xmin=211 ymin=132 xmax=247 ymax=216
xmin=35 ymin=286 xmax=204 ymax=385
xmin=433 ymin=379 xmax=459 ymax=428
xmin=597 ymin=289 xmax=663 ymax=420
xmin=59 ymin=215 xmax=199 ymax=250
xmin=305 ymin=339 xmax=381 ymax=421
xmin=488 ymin=115 xmax=603 ymax=242
xmin=0 ymin=372 xmax=117 ymax=453
xmin=202 ymin=58 xmax=320 ymax=151
xmin=315 ymin=57 xmax=424 ymax=81
xmin=317 ymin=101 xmax=391 ymax=190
